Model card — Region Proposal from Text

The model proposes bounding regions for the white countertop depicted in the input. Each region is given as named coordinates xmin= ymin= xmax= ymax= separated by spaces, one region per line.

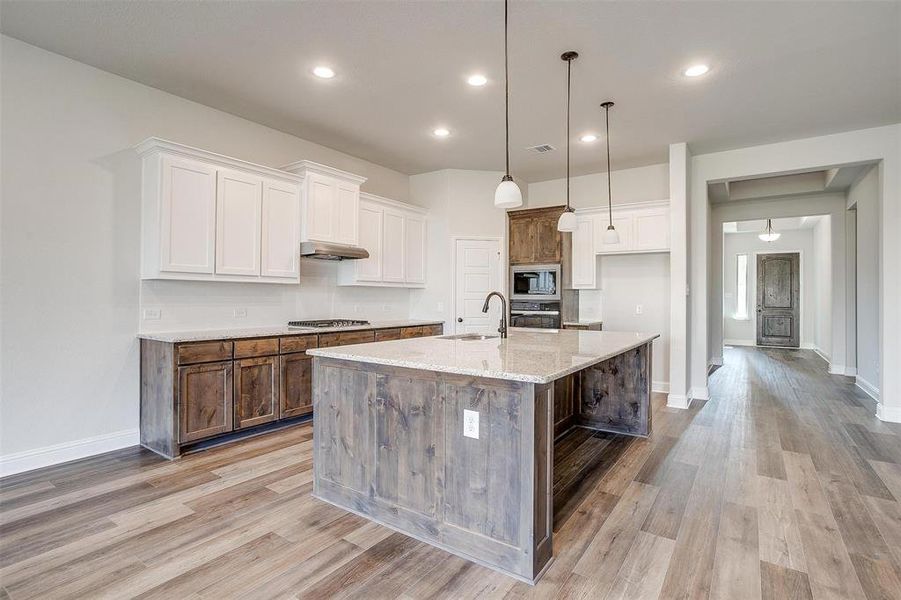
xmin=307 ymin=328 xmax=659 ymax=384
xmin=136 ymin=320 xmax=444 ymax=343
xmin=562 ymin=319 xmax=603 ymax=326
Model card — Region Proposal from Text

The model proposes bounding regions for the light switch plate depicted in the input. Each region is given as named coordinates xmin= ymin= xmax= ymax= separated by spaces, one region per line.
xmin=463 ymin=409 xmax=479 ymax=439
xmin=142 ymin=308 xmax=161 ymax=320
xmin=233 ymin=307 xmax=247 ymax=318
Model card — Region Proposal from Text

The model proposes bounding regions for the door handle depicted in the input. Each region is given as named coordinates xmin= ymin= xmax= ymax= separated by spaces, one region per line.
xmin=457 ymin=317 xmax=463 ymax=322
xmin=757 ymin=308 xmax=762 ymax=312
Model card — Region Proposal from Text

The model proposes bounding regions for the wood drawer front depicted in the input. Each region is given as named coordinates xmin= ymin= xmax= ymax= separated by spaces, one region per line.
xmin=423 ymin=324 xmax=443 ymax=336
xmin=374 ymin=328 xmax=402 ymax=342
xmin=319 ymin=330 xmax=376 ymax=347
xmin=234 ymin=356 xmax=279 ymax=430
xmin=177 ymin=341 xmax=233 ymax=365
xmin=178 ymin=361 xmax=233 ymax=443
xmin=234 ymin=337 xmax=279 ymax=359
xmin=400 ymin=326 xmax=424 ymax=339
xmin=280 ymin=334 xmax=318 ymax=354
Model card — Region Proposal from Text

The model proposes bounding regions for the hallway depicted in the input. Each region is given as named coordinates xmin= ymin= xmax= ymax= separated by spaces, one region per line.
xmin=1 ymin=347 xmax=899 ymax=599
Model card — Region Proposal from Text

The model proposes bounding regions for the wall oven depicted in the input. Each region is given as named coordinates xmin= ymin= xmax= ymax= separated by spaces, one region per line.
xmin=510 ymin=301 xmax=561 ymax=329
xmin=510 ymin=264 xmax=561 ymax=301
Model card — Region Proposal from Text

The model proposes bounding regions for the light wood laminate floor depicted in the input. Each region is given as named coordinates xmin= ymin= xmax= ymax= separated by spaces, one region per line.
xmin=2 ymin=347 xmax=900 ymax=599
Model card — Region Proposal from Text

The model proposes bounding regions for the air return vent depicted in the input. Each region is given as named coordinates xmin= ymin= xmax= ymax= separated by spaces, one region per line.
xmin=527 ymin=144 xmax=555 ymax=153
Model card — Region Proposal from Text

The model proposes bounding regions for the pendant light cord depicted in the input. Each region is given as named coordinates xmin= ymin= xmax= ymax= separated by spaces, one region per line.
xmin=605 ymin=103 xmax=613 ymax=226
xmin=566 ymin=58 xmax=571 ymax=210
xmin=504 ymin=0 xmax=510 ymax=177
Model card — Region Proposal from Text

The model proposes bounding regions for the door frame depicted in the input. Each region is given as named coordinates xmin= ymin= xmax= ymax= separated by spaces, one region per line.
xmin=752 ymin=249 xmax=804 ymax=348
xmin=451 ymin=236 xmax=505 ymax=335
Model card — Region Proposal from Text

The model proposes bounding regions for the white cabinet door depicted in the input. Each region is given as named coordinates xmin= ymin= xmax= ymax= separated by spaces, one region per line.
xmin=334 ymin=181 xmax=359 ymax=245
xmin=571 ymin=215 xmax=596 ymax=288
xmin=306 ymin=173 xmax=335 ymax=242
xmin=216 ymin=169 xmax=262 ymax=276
xmin=159 ymin=155 xmax=217 ymax=274
xmin=356 ymin=200 xmax=383 ymax=281
xmin=404 ymin=215 xmax=426 ymax=285
xmin=633 ymin=209 xmax=670 ymax=251
xmin=261 ymin=179 xmax=300 ymax=279
xmin=382 ymin=210 xmax=405 ymax=282
xmin=595 ymin=214 xmax=633 ymax=254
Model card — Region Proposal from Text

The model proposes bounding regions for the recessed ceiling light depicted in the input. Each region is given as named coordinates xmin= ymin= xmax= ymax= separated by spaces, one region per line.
xmin=313 ymin=66 xmax=335 ymax=79
xmin=467 ymin=74 xmax=488 ymax=87
xmin=580 ymin=134 xmax=598 ymax=143
xmin=683 ymin=64 xmax=710 ymax=77
xmin=433 ymin=127 xmax=450 ymax=137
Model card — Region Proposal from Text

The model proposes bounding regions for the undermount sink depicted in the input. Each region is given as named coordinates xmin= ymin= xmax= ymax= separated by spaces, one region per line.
xmin=439 ymin=333 xmax=500 ymax=341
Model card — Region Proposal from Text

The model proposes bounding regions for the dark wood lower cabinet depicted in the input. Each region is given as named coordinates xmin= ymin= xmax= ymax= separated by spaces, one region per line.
xmin=279 ymin=352 xmax=313 ymax=418
xmin=141 ymin=322 xmax=443 ymax=458
xmin=234 ymin=356 xmax=279 ymax=429
xmin=178 ymin=361 xmax=233 ymax=443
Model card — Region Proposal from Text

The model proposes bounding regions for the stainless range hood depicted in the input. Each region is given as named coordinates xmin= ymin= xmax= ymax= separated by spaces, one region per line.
xmin=300 ymin=241 xmax=369 ymax=261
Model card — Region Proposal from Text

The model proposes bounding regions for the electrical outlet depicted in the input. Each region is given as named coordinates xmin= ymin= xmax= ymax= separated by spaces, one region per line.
xmin=142 ymin=308 xmax=161 ymax=321
xmin=233 ymin=307 xmax=247 ymax=318
xmin=635 ymin=304 xmax=643 ymax=315
xmin=463 ymin=409 xmax=479 ymax=439
xmin=437 ymin=302 xmax=444 ymax=312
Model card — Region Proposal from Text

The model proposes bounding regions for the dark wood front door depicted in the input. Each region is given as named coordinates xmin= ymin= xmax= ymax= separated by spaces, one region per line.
xmin=756 ymin=252 xmax=800 ymax=348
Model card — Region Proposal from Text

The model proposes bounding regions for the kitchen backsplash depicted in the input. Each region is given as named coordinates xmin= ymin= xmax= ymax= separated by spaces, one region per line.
xmin=139 ymin=259 xmax=411 ymax=332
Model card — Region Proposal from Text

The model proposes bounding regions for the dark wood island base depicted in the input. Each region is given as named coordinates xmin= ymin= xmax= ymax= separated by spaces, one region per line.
xmin=311 ymin=341 xmax=652 ymax=584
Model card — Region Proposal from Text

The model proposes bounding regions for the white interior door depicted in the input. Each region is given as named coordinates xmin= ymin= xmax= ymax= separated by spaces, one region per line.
xmin=454 ymin=239 xmax=501 ymax=335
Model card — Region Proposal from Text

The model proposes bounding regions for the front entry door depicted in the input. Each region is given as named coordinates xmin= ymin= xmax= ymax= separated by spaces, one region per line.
xmin=756 ymin=252 xmax=800 ymax=347
xmin=454 ymin=239 xmax=501 ymax=334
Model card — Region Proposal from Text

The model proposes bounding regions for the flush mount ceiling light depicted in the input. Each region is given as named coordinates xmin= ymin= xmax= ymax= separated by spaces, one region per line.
xmin=494 ymin=0 xmax=523 ymax=209
xmin=467 ymin=74 xmax=488 ymax=87
xmin=557 ymin=51 xmax=579 ymax=233
xmin=433 ymin=127 xmax=450 ymax=137
xmin=313 ymin=66 xmax=335 ymax=79
xmin=759 ymin=218 xmax=781 ymax=242
xmin=683 ymin=64 xmax=710 ymax=77
xmin=600 ymin=101 xmax=620 ymax=245
xmin=580 ymin=134 xmax=598 ymax=143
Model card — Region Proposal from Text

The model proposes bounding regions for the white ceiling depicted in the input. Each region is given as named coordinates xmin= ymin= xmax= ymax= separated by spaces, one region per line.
xmin=724 ymin=216 xmax=819 ymax=234
xmin=1 ymin=1 xmax=898 ymax=182
xmin=708 ymin=163 xmax=874 ymax=203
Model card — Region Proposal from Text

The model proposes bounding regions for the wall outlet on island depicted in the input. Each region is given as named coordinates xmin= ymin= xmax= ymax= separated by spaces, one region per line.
xmin=233 ymin=307 xmax=247 ymax=318
xmin=463 ymin=409 xmax=479 ymax=439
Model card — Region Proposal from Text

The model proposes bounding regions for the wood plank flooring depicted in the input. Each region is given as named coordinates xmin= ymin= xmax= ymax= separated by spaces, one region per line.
xmin=2 ymin=347 xmax=900 ymax=599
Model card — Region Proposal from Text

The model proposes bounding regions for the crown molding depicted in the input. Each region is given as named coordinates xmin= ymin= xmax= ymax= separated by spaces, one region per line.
xmin=575 ymin=198 xmax=670 ymax=215
xmin=360 ymin=192 xmax=427 ymax=215
xmin=280 ymin=160 xmax=367 ymax=185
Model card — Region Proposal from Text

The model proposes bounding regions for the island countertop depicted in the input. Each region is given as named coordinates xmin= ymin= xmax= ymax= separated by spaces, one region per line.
xmin=136 ymin=319 xmax=444 ymax=343
xmin=307 ymin=328 xmax=659 ymax=384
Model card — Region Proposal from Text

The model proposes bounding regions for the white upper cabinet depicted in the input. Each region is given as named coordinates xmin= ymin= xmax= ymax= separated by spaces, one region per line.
xmin=216 ymin=169 xmax=262 ymax=276
xmin=281 ymin=161 xmax=366 ymax=246
xmin=137 ymin=138 xmax=302 ymax=284
xmin=633 ymin=208 xmax=670 ymax=252
xmin=338 ymin=193 xmax=427 ymax=288
xmin=571 ymin=215 xmax=596 ymax=289
xmin=158 ymin=155 xmax=217 ymax=274
xmin=595 ymin=214 xmax=634 ymax=254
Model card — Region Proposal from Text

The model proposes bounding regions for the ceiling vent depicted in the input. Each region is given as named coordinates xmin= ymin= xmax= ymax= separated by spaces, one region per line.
xmin=526 ymin=144 xmax=555 ymax=153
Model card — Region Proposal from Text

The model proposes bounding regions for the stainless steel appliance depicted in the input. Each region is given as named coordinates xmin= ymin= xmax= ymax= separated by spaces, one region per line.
xmin=510 ymin=264 xmax=561 ymax=301
xmin=510 ymin=301 xmax=561 ymax=329
xmin=288 ymin=319 xmax=370 ymax=328
xmin=300 ymin=241 xmax=369 ymax=261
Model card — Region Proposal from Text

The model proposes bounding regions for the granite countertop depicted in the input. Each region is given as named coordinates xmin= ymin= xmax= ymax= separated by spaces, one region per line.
xmin=136 ymin=319 xmax=444 ymax=343
xmin=307 ymin=328 xmax=659 ymax=384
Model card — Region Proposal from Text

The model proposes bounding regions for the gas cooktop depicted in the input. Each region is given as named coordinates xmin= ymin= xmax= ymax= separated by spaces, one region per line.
xmin=288 ymin=319 xmax=370 ymax=329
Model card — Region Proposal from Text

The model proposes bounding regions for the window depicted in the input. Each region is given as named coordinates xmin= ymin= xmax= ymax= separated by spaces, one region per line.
xmin=734 ymin=254 xmax=749 ymax=320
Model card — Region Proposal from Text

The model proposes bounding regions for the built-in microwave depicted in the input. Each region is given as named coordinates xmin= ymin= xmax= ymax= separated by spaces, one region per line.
xmin=510 ymin=264 xmax=561 ymax=301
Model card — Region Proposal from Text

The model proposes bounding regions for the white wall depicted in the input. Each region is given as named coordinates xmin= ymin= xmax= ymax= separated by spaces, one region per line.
xmin=0 ymin=36 xmax=413 ymax=467
xmin=408 ymin=169 xmax=509 ymax=331
xmin=688 ymin=124 xmax=900 ymax=421
xmin=527 ymin=163 xmax=669 ymax=209
xmin=812 ymin=216 xmax=833 ymax=360
xmin=722 ymin=228 xmax=817 ymax=348
xmin=850 ymin=165 xmax=880 ymax=392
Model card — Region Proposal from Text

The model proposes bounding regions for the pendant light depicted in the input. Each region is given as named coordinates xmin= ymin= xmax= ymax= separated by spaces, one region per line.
xmin=758 ymin=218 xmax=781 ymax=242
xmin=494 ymin=0 xmax=523 ymax=209
xmin=600 ymin=101 xmax=620 ymax=244
xmin=557 ymin=51 xmax=579 ymax=232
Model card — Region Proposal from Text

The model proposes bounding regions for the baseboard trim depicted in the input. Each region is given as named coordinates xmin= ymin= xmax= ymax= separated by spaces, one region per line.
xmin=709 ymin=357 xmax=723 ymax=367
xmin=0 ymin=429 xmax=139 ymax=478
xmin=666 ymin=394 xmax=691 ymax=409
xmin=652 ymin=381 xmax=670 ymax=394
xmin=812 ymin=346 xmax=830 ymax=364
xmin=723 ymin=339 xmax=755 ymax=347
xmin=856 ymin=376 xmax=880 ymax=402
xmin=828 ymin=363 xmax=849 ymax=376
xmin=690 ymin=386 xmax=710 ymax=401
xmin=876 ymin=402 xmax=901 ymax=423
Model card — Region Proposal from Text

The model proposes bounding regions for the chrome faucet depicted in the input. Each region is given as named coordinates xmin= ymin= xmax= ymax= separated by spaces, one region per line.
xmin=481 ymin=291 xmax=508 ymax=338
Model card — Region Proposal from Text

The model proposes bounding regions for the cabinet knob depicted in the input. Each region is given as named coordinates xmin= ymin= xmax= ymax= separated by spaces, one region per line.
xmin=457 ymin=317 xmax=463 ymax=322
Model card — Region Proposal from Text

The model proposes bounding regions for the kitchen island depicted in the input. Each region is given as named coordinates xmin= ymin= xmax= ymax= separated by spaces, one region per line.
xmin=308 ymin=328 xmax=658 ymax=583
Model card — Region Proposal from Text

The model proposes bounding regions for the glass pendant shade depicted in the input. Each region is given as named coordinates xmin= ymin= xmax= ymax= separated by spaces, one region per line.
xmin=758 ymin=219 xmax=780 ymax=242
xmin=602 ymin=225 xmax=620 ymax=245
xmin=494 ymin=176 xmax=523 ymax=208
xmin=557 ymin=209 xmax=577 ymax=232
